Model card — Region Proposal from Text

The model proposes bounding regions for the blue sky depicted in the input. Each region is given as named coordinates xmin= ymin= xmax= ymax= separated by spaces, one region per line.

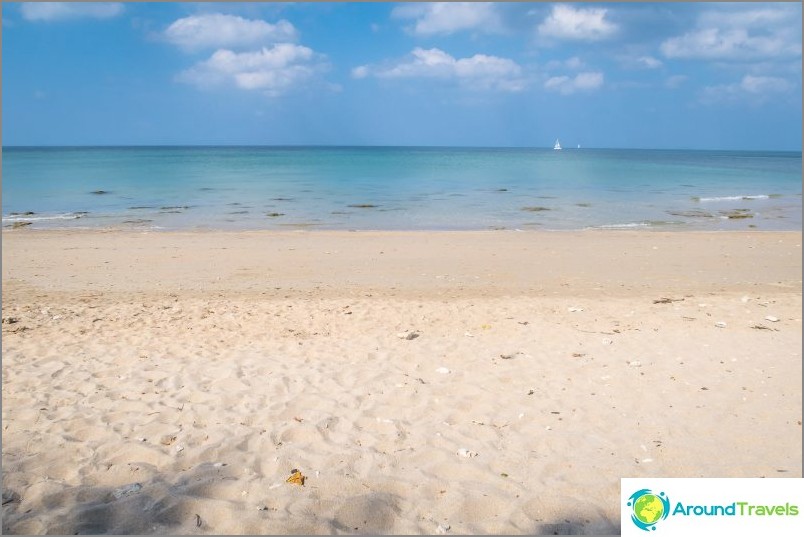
xmin=3 ymin=2 xmax=802 ymax=149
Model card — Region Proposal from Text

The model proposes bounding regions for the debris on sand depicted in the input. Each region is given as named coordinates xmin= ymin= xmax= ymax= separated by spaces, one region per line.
xmin=397 ymin=331 xmax=420 ymax=340
xmin=456 ymin=448 xmax=478 ymax=458
xmin=286 ymin=469 xmax=305 ymax=486
xmin=653 ymin=297 xmax=684 ymax=304
xmin=112 ymin=483 xmax=142 ymax=499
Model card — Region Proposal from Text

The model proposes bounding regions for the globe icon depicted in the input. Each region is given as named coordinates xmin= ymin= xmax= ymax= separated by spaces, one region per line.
xmin=633 ymin=494 xmax=664 ymax=525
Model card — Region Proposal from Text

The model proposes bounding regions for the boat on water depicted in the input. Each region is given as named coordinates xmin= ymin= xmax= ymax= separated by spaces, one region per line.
xmin=553 ymin=139 xmax=562 ymax=151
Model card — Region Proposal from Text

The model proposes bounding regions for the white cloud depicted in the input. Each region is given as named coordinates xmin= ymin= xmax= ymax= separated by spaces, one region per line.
xmin=634 ymin=56 xmax=662 ymax=69
xmin=20 ymin=2 xmax=124 ymax=22
xmin=698 ymin=6 xmax=792 ymax=30
xmin=165 ymin=14 xmax=297 ymax=51
xmin=353 ymin=47 xmax=525 ymax=92
xmin=544 ymin=71 xmax=604 ymax=95
xmin=739 ymin=75 xmax=792 ymax=94
xmin=701 ymin=75 xmax=793 ymax=104
xmin=661 ymin=28 xmax=800 ymax=60
xmin=391 ymin=2 xmax=503 ymax=36
xmin=537 ymin=5 xmax=617 ymax=41
xmin=546 ymin=56 xmax=585 ymax=71
xmin=177 ymin=44 xmax=326 ymax=96
xmin=660 ymin=5 xmax=801 ymax=61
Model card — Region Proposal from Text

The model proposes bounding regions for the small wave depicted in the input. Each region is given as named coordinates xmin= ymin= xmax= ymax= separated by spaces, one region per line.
xmin=693 ymin=195 xmax=769 ymax=202
xmin=594 ymin=222 xmax=651 ymax=229
xmin=2 ymin=212 xmax=87 ymax=222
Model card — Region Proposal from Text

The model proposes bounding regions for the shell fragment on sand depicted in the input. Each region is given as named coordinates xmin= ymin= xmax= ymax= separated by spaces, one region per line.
xmin=765 ymin=316 xmax=780 ymax=322
xmin=435 ymin=367 xmax=451 ymax=374
xmin=456 ymin=448 xmax=478 ymax=458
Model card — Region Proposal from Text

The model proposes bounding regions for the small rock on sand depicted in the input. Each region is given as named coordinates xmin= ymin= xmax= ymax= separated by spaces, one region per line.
xmin=160 ymin=435 xmax=177 ymax=446
xmin=435 ymin=367 xmax=451 ymax=374
xmin=112 ymin=483 xmax=142 ymax=499
xmin=456 ymin=448 xmax=478 ymax=458
xmin=437 ymin=523 xmax=451 ymax=534
xmin=397 ymin=331 xmax=420 ymax=340
xmin=715 ymin=322 xmax=727 ymax=328
xmin=765 ymin=316 xmax=780 ymax=322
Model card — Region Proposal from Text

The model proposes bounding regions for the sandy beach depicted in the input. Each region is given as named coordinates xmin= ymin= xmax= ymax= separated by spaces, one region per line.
xmin=2 ymin=229 xmax=801 ymax=534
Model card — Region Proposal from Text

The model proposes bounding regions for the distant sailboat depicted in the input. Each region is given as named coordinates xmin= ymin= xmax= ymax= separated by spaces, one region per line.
xmin=553 ymin=139 xmax=562 ymax=151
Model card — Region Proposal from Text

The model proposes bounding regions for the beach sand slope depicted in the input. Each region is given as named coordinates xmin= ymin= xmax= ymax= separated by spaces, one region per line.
xmin=2 ymin=230 xmax=801 ymax=534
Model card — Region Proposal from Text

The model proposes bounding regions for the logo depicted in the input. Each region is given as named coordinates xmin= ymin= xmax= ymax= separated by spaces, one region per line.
xmin=627 ymin=489 xmax=671 ymax=531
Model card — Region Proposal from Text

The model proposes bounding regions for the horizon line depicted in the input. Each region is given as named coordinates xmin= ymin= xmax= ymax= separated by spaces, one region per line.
xmin=2 ymin=144 xmax=802 ymax=153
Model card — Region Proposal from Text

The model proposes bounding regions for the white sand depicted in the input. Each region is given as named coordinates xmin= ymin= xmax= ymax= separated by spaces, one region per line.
xmin=2 ymin=230 xmax=801 ymax=534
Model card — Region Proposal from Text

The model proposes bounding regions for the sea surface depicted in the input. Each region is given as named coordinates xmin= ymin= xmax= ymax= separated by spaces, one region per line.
xmin=2 ymin=146 xmax=801 ymax=231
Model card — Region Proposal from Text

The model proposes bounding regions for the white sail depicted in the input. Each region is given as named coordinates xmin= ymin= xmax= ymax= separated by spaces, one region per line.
xmin=553 ymin=139 xmax=562 ymax=150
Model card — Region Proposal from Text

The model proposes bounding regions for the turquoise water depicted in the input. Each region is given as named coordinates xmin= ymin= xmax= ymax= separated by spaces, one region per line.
xmin=2 ymin=146 xmax=801 ymax=231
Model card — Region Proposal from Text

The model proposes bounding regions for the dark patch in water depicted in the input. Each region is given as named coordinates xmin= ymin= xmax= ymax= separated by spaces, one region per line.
xmin=331 ymin=211 xmax=352 ymax=215
xmin=496 ymin=188 xmax=508 ymax=192
xmin=129 ymin=206 xmax=154 ymax=210
xmin=272 ymin=198 xmax=294 ymax=201
xmin=536 ymin=196 xmax=557 ymax=199
xmin=160 ymin=206 xmax=190 ymax=210
xmin=348 ymin=204 xmax=379 ymax=208
xmin=199 ymin=187 xmax=215 ymax=191
xmin=266 ymin=212 xmax=285 ymax=217
xmin=521 ymin=206 xmax=551 ymax=212
xmin=576 ymin=203 xmax=592 ymax=208
xmin=10 ymin=211 xmax=36 ymax=216
xmin=667 ymin=209 xmax=714 ymax=218
xmin=7 ymin=222 xmax=32 ymax=229
xmin=123 ymin=219 xmax=153 ymax=224
xmin=229 ymin=210 xmax=249 ymax=215
xmin=721 ymin=209 xmax=753 ymax=219
xmin=90 ymin=190 xmax=110 ymax=195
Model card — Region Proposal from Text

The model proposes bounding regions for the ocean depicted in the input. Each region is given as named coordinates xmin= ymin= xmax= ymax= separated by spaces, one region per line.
xmin=2 ymin=146 xmax=801 ymax=231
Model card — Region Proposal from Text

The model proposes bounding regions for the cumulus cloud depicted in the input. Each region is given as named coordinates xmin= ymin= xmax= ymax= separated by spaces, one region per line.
xmin=700 ymin=75 xmax=794 ymax=104
xmin=660 ymin=4 xmax=801 ymax=60
xmin=544 ymin=72 xmax=604 ymax=95
xmin=537 ymin=5 xmax=617 ymax=41
xmin=391 ymin=2 xmax=504 ymax=36
xmin=20 ymin=2 xmax=124 ymax=22
xmin=352 ymin=47 xmax=525 ymax=92
xmin=164 ymin=14 xmax=297 ymax=51
xmin=177 ymin=44 xmax=326 ymax=96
